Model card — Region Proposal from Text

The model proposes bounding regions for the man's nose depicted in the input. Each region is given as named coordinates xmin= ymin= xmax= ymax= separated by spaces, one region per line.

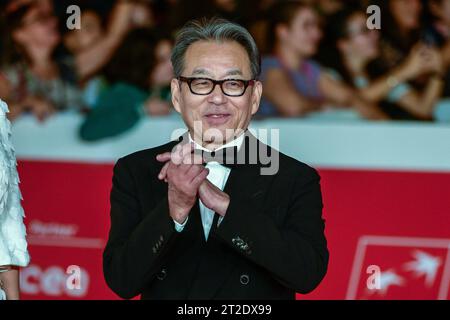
xmin=207 ymin=83 xmax=227 ymax=104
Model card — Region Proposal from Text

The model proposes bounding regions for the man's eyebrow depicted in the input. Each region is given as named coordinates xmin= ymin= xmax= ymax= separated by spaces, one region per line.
xmin=191 ymin=68 xmax=213 ymax=76
xmin=224 ymin=69 xmax=243 ymax=77
xmin=190 ymin=68 xmax=244 ymax=78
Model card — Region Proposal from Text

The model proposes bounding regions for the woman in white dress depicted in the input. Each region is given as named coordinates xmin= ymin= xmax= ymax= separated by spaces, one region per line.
xmin=0 ymin=99 xmax=30 ymax=300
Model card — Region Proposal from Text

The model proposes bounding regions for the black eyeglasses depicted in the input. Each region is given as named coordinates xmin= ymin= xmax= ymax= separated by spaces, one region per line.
xmin=178 ymin=76 xmax=256 ymax=97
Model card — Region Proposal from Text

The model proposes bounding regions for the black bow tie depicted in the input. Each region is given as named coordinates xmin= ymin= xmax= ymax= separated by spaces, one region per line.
xmin=194 ymin=146 xmax=240 ymax=169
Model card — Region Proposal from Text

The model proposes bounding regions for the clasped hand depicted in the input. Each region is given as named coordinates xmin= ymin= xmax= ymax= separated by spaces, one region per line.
xmin=156 ymin=142 xmax=230 ymax=224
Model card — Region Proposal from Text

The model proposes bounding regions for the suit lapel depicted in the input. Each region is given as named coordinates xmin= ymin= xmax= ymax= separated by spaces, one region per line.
xmin=187 ymin=133 xmax=273 ymax=299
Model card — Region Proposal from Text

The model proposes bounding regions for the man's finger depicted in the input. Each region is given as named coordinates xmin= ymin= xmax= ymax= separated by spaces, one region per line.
xmin=158 ymin=162 xmax=170 ymax=180
xmin=171 ymin=144 xmax=184 ymax=165
xmin=182 ymin=151 xmax=204 ymax=165
xmin=191 ymin=168 xmax=209 ymax=187
xmin=159 ymin=142 xmax=195 ymax=165
xmin=186 ymin=163 xmax=207 ymax=182
xmin=156 ymin=152 xmax=172 ymax=163
xmin=172 ymin=142 xmax=193 ymax=165
xmin=180 ymin=142 xmax=195 ymax=161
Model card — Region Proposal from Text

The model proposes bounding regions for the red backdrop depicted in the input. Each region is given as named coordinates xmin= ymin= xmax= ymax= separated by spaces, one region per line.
xmin=17 ymin=160 xmax=450 ymax=300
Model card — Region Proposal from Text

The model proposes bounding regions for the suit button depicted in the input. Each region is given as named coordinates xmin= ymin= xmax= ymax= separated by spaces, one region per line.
xmin=232 ymin=237 xmax=245 ymax=247
xmin=240 ymin=274 xmax=250 ymax=285
xmin=156 ymin=269 xmax=167 ymax=280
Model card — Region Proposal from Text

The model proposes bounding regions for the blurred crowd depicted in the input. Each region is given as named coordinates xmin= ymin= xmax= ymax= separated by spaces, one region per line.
xmin=1 ymin=0 xmax=450 ymax=141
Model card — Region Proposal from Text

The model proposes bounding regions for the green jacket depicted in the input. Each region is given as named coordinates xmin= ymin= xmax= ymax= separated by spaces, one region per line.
xmin=79 ymin=82 xmax=170 ymax=142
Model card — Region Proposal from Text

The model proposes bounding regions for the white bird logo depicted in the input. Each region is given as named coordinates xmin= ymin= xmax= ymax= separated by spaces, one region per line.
xmin=369 ymin=269 xmax=405 ymax=296
xmin=404 ymin=250 xmax=442 ymax=287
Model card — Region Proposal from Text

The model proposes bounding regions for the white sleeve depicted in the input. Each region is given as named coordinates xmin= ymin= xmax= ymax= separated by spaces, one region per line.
xmin=0 ymin=99 xmax=30 ymax=268
xmin=173 ymin=217 xmax=189 ymax=232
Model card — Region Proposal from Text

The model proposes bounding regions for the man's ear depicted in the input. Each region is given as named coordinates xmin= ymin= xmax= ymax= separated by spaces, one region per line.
xmin=251 ymin=81 xmax=262 ymax=115
xmin=171 ymin=78 xmax=182 ymax=114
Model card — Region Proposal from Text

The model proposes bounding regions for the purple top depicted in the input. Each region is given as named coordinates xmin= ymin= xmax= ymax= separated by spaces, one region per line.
xmin=258 ymin=56 xmax=323 ymax=116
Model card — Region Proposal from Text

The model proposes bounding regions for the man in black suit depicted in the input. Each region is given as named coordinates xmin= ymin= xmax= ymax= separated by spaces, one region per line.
xmin=103 ymin=17 xmax=328 ymax=300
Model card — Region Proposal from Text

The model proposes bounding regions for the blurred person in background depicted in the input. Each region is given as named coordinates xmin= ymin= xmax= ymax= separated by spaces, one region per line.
xmin=375 ymin=0 xmax=424 ymax=71
xmin=259 ymin=0 xmax=386 ymax=119
xmin=0 ymin=99 xmax=30 ymax=300
xmin=325 ymin=7 xmax=444 ymax=120
xmin=246 ymin=0 xmax=278 ymax=54
xmin=150 ymin=0 xmax=180 ymax=30
xmin=64 ymin=0 xmax=156 ymax=93
xmin=79 ymin=28 xmax=173 ymax=142
xmin=0 ymin=0 xmax=83 ymax=121
xmin=127 ymin=0 xmax=156 ymax=28
xmin=376 ymin=0 xmax=447 ymax=120
xmin=315 ymin=0 xmax=345 ymax=17
xmin=62 ymin=4 xmax=109 ymax=109
xmin=2 ymin=0 xmax=53 ymax=13
xmin=63 ymin=5 xmax=107 ymax=60
xmin=0 ymin=0 xmax=152 ymax=122
xmin=425 ymin=0 xmax=450 ymax=97
xmin=167 ymin=0 xmax=261 ymax=33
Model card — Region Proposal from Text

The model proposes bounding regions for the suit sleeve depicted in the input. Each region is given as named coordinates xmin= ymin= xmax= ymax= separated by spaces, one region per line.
xmin=103 ymin=157 xmax=178 ymax=299
xmin=215 ymin=168 xmax=329 ymax=294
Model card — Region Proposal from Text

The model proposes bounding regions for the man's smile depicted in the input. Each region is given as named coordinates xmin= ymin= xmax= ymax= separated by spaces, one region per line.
xmin=203 ymin=113 xmax=232 ymax=126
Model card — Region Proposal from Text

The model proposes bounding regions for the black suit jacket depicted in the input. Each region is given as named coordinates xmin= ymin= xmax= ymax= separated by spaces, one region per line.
xmin=103 ymin=132 xmax=329 ymax=300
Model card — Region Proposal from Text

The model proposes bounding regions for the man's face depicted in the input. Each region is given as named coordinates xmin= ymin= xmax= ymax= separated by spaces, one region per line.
xmin=171 ymin=40 xmax=262 ymax=148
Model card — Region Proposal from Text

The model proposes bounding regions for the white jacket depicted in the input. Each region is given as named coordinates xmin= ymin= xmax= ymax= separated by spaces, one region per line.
xmin=0 ymin=99 xmax=30 ymax=298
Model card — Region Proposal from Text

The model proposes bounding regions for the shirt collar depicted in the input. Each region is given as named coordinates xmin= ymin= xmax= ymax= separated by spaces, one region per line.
xmin=188 ymin=131 xmax=245 ymax=153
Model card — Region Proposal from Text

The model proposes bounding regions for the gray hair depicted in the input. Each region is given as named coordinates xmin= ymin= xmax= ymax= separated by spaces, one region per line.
xmin=171 ymin=17 xmax=261 ymax=79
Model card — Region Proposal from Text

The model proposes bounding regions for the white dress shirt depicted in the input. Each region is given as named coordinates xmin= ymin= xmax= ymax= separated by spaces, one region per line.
xmin=174 ymin=132 xmax=245 ymax=240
